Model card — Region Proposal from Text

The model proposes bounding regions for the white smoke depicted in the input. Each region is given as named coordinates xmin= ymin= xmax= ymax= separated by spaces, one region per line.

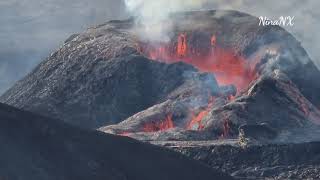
xmin=124 ymin=0 xmax=208 ymax=42
xmin=124 ymin=0 xmax=207 ymax=18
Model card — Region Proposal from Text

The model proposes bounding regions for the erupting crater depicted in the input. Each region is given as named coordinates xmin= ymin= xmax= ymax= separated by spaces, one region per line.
xmin=124 ymin=30 xmax=263 ymax=135
xmin=139 ymin=32 xmax=260 ymax=94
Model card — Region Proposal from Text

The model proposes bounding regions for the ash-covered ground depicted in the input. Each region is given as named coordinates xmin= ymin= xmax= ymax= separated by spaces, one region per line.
xmin=0 ymin=102 xmax=231 ymax=180
xmin=152 ymin=140 xmax=320 ymax=179
xmin=1 ymin=10 xmax=320 ymax=179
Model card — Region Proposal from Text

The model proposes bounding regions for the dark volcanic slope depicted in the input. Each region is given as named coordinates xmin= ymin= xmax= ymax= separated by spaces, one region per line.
xmin=0 ymin=28 xmax=208 ymax=129
xmin=0 ymin=50 xmax=199 ymax=129
xmin=0 ymin=103 xmax=232 ymax=180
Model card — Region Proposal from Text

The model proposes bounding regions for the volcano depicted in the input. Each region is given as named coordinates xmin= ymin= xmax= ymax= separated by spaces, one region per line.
xmin=1 ymin=10 xmax=320 ymax=142
xmin=1 ymin=9 xmax=320 ymax=179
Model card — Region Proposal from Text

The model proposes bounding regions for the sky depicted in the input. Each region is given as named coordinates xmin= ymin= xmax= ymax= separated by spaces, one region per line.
xmin=0 ymin=0 xmax=319 ymax=94
xmin=0 ymin=0 xmax=127 ymax=94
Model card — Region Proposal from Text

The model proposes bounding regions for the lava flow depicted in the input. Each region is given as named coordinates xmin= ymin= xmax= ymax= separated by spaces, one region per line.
xmin=187 ymin=96 xmax=215 ymax=130
xmin=143 ymin=114 xmax=174 ymax=132
xmin=140 ymin=32 xmax=258 ymax=93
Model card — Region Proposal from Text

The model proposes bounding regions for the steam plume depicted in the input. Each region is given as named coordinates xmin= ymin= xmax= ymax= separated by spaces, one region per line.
xmin=124 ymin=0 xmax=207 ymax=42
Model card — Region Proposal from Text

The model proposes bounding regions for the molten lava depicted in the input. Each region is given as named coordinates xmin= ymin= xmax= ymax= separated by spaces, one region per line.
xmin=187 ymin=110 xmax=208 ymax=130
xmin=211 ymin=35 xmax=217 ymax=46
xmin=143 ymin=114 xmax=174 ymax=132
xmin=119 ymin=132 xmax=131 ymax=137
xmin=140 ymin=33 xmax=258 ymax=93
xmin=187 ymin=97 xmax=215 ymax=130
xmin=177 ymin=33 xmax=187 ymax=57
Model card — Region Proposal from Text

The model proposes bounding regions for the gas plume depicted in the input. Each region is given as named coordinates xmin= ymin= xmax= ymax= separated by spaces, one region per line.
xmin=124 ymin=0 xmax=208 ymax=42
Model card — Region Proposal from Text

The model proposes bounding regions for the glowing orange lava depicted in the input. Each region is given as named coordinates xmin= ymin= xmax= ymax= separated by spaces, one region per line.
xmin=177 ymin=33 xmax=187 ymax=57
xmin=143 ymin=114 xmax=174 ymax=132
xmin=211 ymin=35 xmax=217 ymax=46
xmin=140 ymin=33 xmax=258 ymax=93
xmin=187 ymin=97 xmax=215 ymax=130
xmin=119 ymin=132 xmax=131 ymax=137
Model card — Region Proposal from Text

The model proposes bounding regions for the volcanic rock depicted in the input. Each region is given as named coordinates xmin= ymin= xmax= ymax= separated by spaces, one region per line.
xmin=238 ymin=123 xmax=278 ymax=146
xmin=154 ymin=140 xmax=320 ymax=179
xmin=0 ymin=102 xmax=233 ymax=180
xmin=199 ymin=70 xmax=320 ymax=140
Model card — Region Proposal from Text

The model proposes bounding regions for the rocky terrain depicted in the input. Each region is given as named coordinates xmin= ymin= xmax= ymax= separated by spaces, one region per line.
xmin=0 ymin=102 xmax=232 ymax=180
xmin=152 ymin=140 xmax=320 ymax=179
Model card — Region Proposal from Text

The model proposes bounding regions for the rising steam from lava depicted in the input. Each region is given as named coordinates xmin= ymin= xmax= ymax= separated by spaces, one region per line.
xmin=124 ymin=0 xmax=208 ymax=42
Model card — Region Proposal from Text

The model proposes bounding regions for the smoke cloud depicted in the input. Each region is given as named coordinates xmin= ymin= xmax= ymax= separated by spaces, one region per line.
xmin=124 ymin=0 xmax=208 ymax=42
xmin=125 ymin=0 xmax=207 ymax=17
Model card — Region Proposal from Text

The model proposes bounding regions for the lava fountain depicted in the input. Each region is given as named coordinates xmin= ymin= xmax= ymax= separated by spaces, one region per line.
xmin=139 ymin=32 xmax=259 ymax=93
